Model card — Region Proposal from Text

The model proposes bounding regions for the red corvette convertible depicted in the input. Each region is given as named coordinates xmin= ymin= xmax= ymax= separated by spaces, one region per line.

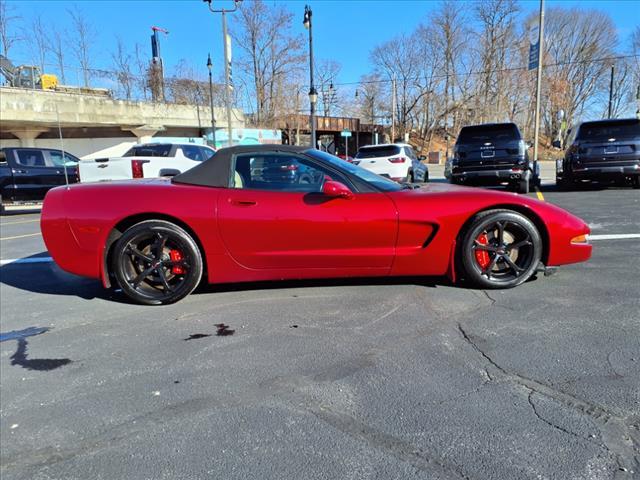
xmin=41 ymin=145 xmax=591 ymax=305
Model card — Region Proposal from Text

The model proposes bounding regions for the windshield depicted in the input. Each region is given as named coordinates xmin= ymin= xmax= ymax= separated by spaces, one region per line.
xmin=355 ymin=145 xmax=401 ymax=158
xmin=456 ymin=124 xmax=521 ymax=144
xmin=577 ymin=119 xmax=640 ymax=141
xmin=306 ymin=150 xmax=402 ymax=192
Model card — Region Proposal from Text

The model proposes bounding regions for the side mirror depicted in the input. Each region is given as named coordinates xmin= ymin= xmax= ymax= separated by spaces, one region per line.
xmin=159 ymin=168 xmax=181 ymax=177
xmin=418 ymin=155 xmax=426 ymax=161
xmin=322 ymin=180 xmax=354 ymax=200
xmin=551 ymin=140 xmax=561 ymax=149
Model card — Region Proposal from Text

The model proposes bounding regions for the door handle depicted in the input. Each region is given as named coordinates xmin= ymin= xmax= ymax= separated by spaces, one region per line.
xmin=12 ymin=169 xmax=27 ymax=174
xmin=230 ymin=199 xmax=257 ymax=207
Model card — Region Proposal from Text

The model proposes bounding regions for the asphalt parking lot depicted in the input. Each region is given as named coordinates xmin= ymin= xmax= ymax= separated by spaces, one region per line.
xmin=1 ymin=167 xmax=639 ymax=480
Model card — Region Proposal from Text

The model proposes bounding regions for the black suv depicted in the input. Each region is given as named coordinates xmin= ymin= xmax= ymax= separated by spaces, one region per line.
xmin=450 ymin=122 xmax=538 ymax=194
xmin=555 ymin=118 xmax=640 ymax=189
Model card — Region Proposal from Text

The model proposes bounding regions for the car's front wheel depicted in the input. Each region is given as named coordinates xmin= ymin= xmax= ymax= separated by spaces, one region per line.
xmin=112 ymin=220 xmax=203 ymax=305
xmin=459 ymin=210 xmax=542 ymax=289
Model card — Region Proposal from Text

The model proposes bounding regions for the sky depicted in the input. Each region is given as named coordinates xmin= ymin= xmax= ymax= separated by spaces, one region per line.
xmin=5 ymin=0 xmax=640 ymax=90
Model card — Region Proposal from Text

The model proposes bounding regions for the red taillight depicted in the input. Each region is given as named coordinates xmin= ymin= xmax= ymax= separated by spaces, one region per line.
xmin=131 ymin=159 xmax=150 ymax=178
xmin=388 ymin=157 xmax=406 ymax=164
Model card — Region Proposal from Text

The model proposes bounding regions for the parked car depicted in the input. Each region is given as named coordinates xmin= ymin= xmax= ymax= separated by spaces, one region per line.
xmin=450 ymin=123 xmax=539 ymax=194
xmin=353 ymin=144 xmax=429 ymax=183
xmin=249 ymin=155 xmax=324 ymax=185
xmin=78 ymin=142 xmax=216 ymax=183
xmin=41 ymin=145 xmax=591 ymax=305
xmin=1 ymin=147 xmax=79 ymax=211
xmin=555 ymin=118 xmax=640 ymax=189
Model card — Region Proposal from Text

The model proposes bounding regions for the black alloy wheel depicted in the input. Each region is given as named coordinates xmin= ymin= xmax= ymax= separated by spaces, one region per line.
xmin=460 ymin=210 xmax=542 ymax=289
xmin=112 ymin=220 xmax=203 ymax=305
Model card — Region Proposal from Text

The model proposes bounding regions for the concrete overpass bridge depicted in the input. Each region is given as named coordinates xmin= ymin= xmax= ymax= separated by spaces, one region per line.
xmin=0 ymin=86 xmax=243 ymax=158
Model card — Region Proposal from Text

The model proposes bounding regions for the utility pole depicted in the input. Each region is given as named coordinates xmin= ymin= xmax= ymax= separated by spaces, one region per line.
xmin=206 ymin=53 xmax=216 ymax=148
xmin=391 ymin=73 xmax=396 ymax=143
xmin=532 ymin=0 xmax=545 ymax=165
xmin=607 ymin=64 xmax=614 ymax=119
xmin=303 ymin=5 xmax=318 ymax=148
xmin=203 ymin=0 xmax=241 ymax=147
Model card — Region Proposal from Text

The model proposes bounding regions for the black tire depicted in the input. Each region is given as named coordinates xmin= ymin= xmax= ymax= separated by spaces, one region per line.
xmin=633 ymin=176 xmax=640 ymax=189
xmin=112 ymin=220 xmax=203 ymax=305
xmin=459 ymin=210 xmax=542 ymax=289
xmin=516 ymin=178 xmax=530 ymax=194
xmin=423 ymin=170 xmax=429 ymax=183
xmin=407 ymin=171 xmax=414 ymax=183
xmin=0 ymin=195 xmax=4 ymax=215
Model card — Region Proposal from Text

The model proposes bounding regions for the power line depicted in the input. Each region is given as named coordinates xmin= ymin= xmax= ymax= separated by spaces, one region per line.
xmin=332 ymin=54 xmax=640 ymax=87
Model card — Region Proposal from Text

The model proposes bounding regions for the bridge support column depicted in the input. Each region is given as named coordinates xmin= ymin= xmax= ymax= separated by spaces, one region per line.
xmin=122 ymin=125 xmax=165 ymax=144
xmin=8 ymin=128 xmax=49 ymax=147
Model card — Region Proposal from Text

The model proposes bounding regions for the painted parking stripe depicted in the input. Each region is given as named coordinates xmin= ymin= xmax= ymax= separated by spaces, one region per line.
xmin=535 ymin=187 xmax=545 ymax=201
xmin=0 ymin=257 xmax=53 ymax=266
xmin=588 ymin=234 xmax=640 ymax=241
xmin=0 ymin=232 xmax=41 ymax=241
xmin=0 ymin=219 xmax=41 ymax=226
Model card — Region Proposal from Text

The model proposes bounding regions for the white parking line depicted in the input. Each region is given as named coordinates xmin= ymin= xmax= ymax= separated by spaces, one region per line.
xmin=0 ymin=257 xmax=53 ymax=266
xmin=588 ymin=234 xmax=640 ymax=241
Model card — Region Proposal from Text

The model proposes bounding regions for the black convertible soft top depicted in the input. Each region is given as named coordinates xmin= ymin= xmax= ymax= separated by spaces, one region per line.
xmin=172 ymin=144 xmax=310 ymax=188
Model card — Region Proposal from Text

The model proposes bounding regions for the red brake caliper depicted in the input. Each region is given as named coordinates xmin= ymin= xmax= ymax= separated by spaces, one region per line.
xmin=475 ymin=233 xmax=491 ymax=269
xmin=169 ymin=249 xmax=185 ymax=275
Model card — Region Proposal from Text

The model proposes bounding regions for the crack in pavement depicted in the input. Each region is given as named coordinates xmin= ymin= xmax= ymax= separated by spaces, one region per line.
xmin=457 ymin=323 xmax=639 ymax=478
xmin=306 ymin=402 xmax=471 ymax=480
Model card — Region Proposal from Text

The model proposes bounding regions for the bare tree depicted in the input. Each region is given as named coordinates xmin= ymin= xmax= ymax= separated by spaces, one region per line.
xmin=111 ymin=36 xmax=135 ymax=100
xmin=315 ymin=59 xmax=340 ymax=117
xmin=49 ymin=28 xmax=67 ymax=83
xmin=0 ymin=0 xmax=21 ymax=58
xmin=356 ymin=73 xmax=382 ymax=124
xmin=541 ymin=7 xmax=617 ymax=135
xmin=67 ymin=5 xmax=95 ymax=87
xmin=431 ymin=1 xmax=467 ymax=139
xmin=474 ymin=0 xmax=519 ymax=122
xmin=25 ymin=14 xmax=48 ymax=72
xmin=232 ymin=0 xmax=304 ymax=127
xmin=133 ymin=43 xmax=149 ymax=100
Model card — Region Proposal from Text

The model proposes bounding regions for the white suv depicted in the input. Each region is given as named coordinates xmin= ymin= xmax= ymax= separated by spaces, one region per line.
xmin=353 ymin=144 xmax=429 ymax=183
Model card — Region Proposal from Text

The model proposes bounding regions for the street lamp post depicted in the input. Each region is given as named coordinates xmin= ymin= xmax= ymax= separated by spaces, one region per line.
xmin=206 ymin=53 xmax=216 ymax=148
xmin=303 ymin=5 xmax=317 ymax=148
xmin=203 ymin=0 xmax=242 ymax=147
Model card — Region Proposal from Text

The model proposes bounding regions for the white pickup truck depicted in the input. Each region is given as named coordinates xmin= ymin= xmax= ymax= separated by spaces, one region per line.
xmin=78 ymin=143 xmax=216 ymax=183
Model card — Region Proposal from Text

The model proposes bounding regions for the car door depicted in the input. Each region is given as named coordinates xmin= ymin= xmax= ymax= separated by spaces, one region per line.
xmin=217 ymin=151 xmax=398 ymax=272
xmin=10 ymin=149 xmax=61 ymax=201
xmin=46 ymin=150 xmax=80 ymax=186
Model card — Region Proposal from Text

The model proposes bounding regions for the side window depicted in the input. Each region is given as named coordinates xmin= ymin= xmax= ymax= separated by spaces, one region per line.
xmin=199 ymin=146 xmax=215 ymax=161
xmin=0 ymin=151 xmax=7 ymax=165
xmin=404 ymin=147 xmax=417 ymax=161
xmin=233 ymin=153 xmax=348 ymax=192
xmin=48 ymin=151 xmax=80 ymax=167
xmin=15 ymin=150 xmax=46 ymax=168
xmin=181 ymin=145 xmax=203 ymax=161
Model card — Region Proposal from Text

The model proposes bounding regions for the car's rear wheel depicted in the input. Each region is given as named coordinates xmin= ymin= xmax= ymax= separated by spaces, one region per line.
xmin=460 ymin=210 xmax=542 ymax=289
xmin=632 ymin=176 xmax=640 ymax=189
xmin=407 ymin=171 xmax=414 ymax=183
xmin=112 ymin=220 xmax=203 ymax=305
xmin=423 ymin=170 xmax=429 ymax=182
